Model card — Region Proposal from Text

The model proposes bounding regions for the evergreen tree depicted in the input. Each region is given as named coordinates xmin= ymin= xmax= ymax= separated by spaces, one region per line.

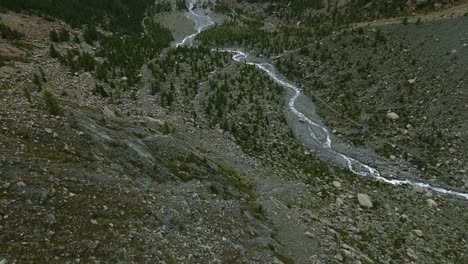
xmin=58 ymin=28 xmax=70 ymax=42
xmin=49 ymin=43 xmax=60 ymax=58
xmin=49 ymin=30 xmax=59 ymax=42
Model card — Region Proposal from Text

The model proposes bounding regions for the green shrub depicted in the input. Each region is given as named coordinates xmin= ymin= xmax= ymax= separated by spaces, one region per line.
xmin=43 ymin=89 xmax=62 ymax=115
xmin=49 ymin=30 xmax=59 ymax=42
xmin=402 ymin=16 xmax=408 ymax=25
xmin=49 ymin=44 xmax=59 ymax=58
xmin=151 ymin=81 xmax=161 ymax=95
xmin=39 ymin=67 xmax=47 ymax=82
xmin=23 ymin=86 xmax=32 ymax=104
xmin=33 ymin=73 xmax=42 ymax=90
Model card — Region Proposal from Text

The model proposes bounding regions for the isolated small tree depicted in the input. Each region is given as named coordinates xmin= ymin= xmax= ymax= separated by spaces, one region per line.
xmin=33 ymin=73 xmax=42 ymax=90
xmin=43 ymin=89 xmax=62 ymax=115
xmin=415 ymin=18 xmax=421 ymax=25
xmin=70 ymin=34 xmax=79 ymax=44
xmin=23 ymin=86 xmax=32 ymax=104
xmin=39 ymin=67 xmax=47 ymax=82
xmin=402 ymin=16 xmax=408 ymax=25
xmin=151 ymin=81 xmax=161 ymax=95
xmin=49 ymin=30 xmax=59 ymax=42
xmin=49 ymin=44 xmax=59 ymax=58
xmin=58 ymin=28 xmax=70 ymax=42
xmin=83 ymin=25 xmax=99 ymax=45
xmin=94 ymin=84 xmax=109 ymax=97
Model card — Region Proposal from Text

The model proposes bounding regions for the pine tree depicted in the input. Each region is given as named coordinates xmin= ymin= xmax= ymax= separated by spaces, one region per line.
xmin=49 ymin=30 xmax=59 ymax=42
xmin=49 ymin=44 xmax=59 ymax=58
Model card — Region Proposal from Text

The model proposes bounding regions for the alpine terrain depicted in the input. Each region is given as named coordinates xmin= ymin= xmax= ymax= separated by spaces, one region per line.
xmin=0 ymin=0 xmax=467 ymax=263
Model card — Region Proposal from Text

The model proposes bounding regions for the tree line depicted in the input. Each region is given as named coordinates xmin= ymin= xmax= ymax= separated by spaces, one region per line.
xmin=0 ymin=0 xmax=154 ymax=33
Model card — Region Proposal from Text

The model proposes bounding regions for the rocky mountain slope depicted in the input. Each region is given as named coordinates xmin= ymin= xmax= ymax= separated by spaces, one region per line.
xmin=0 ymin=0 xmax=467 ymax=263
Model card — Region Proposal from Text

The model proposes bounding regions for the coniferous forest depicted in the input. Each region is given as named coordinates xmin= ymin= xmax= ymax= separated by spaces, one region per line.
xmin=0 ymin=0 xmax=153 ymax=33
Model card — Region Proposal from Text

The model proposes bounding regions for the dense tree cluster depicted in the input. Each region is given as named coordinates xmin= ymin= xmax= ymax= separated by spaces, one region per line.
xmin=56 ymin=48 xmax=96 ymax=73
xmin=253 ymin=0 xmax=323 ymax=12
xmin=46 ymin=19 xmax=172 ymax=89
xmin=197 ymin=22 xmax=314 ymax=56
xmin=203 ymin=64 xmax=286 ymax=153
xmin=96 ymin=20 xmax=173 ymax=86
xmin=151 ymin=0 xmax=173 ymax=13
xmin=176 ymin=0 xmax=187 ymax=10
xmin=148 ymin=46 xmax=228 ymax=107
xmin=0 ymin=0 xmax=153 ymax=33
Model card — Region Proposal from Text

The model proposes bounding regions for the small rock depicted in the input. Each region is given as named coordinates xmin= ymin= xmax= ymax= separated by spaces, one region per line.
xmin=426 ymin=199 xmax=437 ymax=208
xmin=16 ymin=181 xmax=26 ymax=187
xmin=406 ymin=248 xmax=418 ymax=260
xmin=412 ymin=185 xmax=424 ymax=194
xmin=341 ymin=249 xmax=353 ymax=259
xmin=102 ymin=106 xmax=115 ymax=118
xmin=0 ymin=259 xmax=7 ymax=264
xmin=334 ymin=254 xmax=343 ymax=261
xmin=386 ymin=112 xmax=399 ymax=120
xmin=305 ymin=231 xmax=314 ymax=238
xmin=45 ymin=128 xmax=53 ymax=134
xmin=332 ymin=181 xmax=341 ymax=188
xmin=45 ymin=213 xmax=57 ymax=225
xmin=407 ymin=78 xmax=417 ymax=84
xmin=413 ymin=229 xmax=423 ymax=237
xmin=272 ymin=258 xmax=284 ymax=264
xmin=357 ymin=193 xmax=373 ymax=208
xmin=400 ymin=214 xmax=409 ymax=223
xmin=448 ymin=148 xmax=456 ymax=154
xmin=1 ymin=182 xmax=10 ymax=189
xmin=389 ymin=155 xmax=397 ymax=161
xmin=91 ymin=219 xmax=98 ymax=225
xmin=360 ymin=254 xmax=374 ymax=264
xmin=336 ymin=198 xmax=344 ymax=207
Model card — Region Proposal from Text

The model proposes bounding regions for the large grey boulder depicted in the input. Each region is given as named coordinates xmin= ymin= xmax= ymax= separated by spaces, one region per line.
xmin=357 ymin=193 xmax=373 ymax=208
xmin=386 ymin=112 xmax=400 ymax=120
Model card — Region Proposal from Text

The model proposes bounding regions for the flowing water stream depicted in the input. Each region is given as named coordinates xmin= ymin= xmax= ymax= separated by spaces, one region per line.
xmin=174 ymin=1 xmax=468 ymax=200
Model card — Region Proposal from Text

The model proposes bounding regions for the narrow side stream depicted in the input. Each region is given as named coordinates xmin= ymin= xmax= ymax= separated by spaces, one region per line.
xmin=175 ymin=0 xmax=214 ymax=47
